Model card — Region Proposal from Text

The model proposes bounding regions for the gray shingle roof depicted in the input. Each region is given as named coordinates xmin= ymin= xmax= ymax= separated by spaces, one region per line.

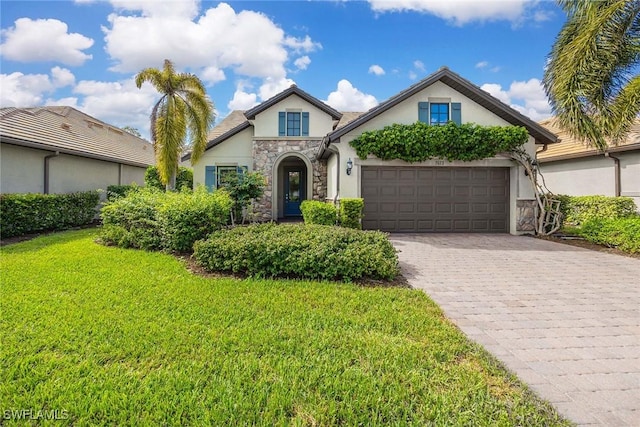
xmin=0 ymin=106 xmax=155 ymax=167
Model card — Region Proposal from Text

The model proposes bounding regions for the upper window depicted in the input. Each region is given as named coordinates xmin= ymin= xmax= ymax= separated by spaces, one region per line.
xmin=430 ymin=103 xmax=449 ymax=126
xmin=286 ymin=112 xmax=301 ymax=136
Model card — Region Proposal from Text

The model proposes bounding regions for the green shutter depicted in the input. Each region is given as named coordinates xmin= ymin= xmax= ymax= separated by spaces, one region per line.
xmin=278 ymin=112 xmax=286 ymax=136
xmin=451 ymin=103 xmax=461 ymax=125
xmin=418 ymin=102 xmax=429 ymax=124
xmin=301 ymin=112 xmax=309 ymax=136
xmin=205 ymin=166 xmax=216 ymax=191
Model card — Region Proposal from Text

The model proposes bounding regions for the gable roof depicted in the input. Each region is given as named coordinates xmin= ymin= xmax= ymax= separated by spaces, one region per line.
xmin=537 ymin=117 xmax=640 ymax=163
xmin=0 ymin=106 xmax=155 ymax=167
xmin=326 ymin=67 xmax=558 ymax=146
xmin=244 ymin=85 xmax=342 ymax=120
xmin=181 ymin=110 xmax=251 ymax=161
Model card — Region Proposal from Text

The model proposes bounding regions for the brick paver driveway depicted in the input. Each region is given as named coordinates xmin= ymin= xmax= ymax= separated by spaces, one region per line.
xmin=390 ymin=234 xmax=640 ymax=427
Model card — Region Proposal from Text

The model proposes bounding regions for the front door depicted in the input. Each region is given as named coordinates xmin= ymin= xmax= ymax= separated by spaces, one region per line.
xmin=284 ymin=169 xmax=305 ymax=217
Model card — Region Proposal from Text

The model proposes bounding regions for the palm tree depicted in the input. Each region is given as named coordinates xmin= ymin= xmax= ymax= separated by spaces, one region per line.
xmin=543 ymin=0 xmax=640 ymax=150
xmin=136 ymin=59 xmax=214 ymax=188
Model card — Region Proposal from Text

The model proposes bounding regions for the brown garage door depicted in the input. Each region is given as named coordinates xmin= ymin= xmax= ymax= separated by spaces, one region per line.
xmin=361 ymin=167 xmax=509 ymax=233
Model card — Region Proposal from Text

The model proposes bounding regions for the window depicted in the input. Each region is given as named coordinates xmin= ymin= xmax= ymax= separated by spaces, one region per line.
xmin=217 ymin=166 xmax=237 ymax=187
xmin=287 ymin=112 xmax=301 ymax=136
xmin=430 ymin=103 xmax=449 ymax=126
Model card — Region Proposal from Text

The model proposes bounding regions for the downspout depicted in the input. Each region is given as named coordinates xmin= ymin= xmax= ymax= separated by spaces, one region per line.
xmin=605 ymin=152 xmax=621 ymax=196
xmin=44 ymin=151 xmax=60 ymax=194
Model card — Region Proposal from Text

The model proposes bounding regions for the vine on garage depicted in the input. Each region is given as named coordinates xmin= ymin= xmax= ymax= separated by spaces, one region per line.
xmin=349 ymin=122 xmax=529 ymax=162
xmin=349 ymin=121 xmax=562 ymax=235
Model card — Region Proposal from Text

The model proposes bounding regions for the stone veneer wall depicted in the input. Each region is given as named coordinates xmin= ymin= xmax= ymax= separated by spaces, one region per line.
xmin=253 ymin=139 xmax=327 ymax=220
xmin=516 ymin=199 xmax=537 ymax=232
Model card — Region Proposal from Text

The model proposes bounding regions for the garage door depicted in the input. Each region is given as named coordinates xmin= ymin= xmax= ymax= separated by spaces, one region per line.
xmin=361 ymin=167 xmax=509 ymax=233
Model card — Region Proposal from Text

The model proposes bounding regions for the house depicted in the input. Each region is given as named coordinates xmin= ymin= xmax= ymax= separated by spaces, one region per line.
xmin=538 ymin=117 xmax=640 ymax=209
xmin=185 ymin=67 xmax=558 ymax=234
xmin=0 ymin=106 xmax=155 ymax=195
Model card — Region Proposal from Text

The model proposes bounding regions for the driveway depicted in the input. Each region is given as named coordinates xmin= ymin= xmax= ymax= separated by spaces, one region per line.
xmin=390 ymin=234 xmax=640 ymax=427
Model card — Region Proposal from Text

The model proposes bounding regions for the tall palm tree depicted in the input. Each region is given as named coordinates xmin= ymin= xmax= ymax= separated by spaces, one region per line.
xmin=136 ymin=59 xmax=214 ymax=188
xmin=543 ymin=0 xmax=640 ymax=150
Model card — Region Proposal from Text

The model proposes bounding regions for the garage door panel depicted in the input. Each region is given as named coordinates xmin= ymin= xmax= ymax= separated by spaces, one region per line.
xmin=361 ymin=166 xmax=509 ymax=233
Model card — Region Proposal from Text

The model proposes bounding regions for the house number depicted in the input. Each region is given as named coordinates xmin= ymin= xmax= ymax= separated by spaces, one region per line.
xmin=435 ymin=160 xmax=445 ymax=166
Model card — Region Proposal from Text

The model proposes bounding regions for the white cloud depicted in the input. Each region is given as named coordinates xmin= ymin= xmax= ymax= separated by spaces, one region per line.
xmin=408 ymin=70 xmax=417 ymax=80
xmin=294 ymin=56 xmax=311 ymax=71
xmin=413 ymin=60 xmax=425 ymax=71
xmin=0 ymin=18 xmax=94 ymax=65
xmin=368 ymin=0 xmax=535 ymax=26
xmin=368 ymin=64 xmax=385 ymax=76
xmin=227 ymin=82 xmax=259 ymax=110
xmin=109 ymin=0 xmax=199 ymax=18
xmin=102 ymin=1 xmax=321 ymax=85
xmin=475 ymin=61 xmax=489 ymax=69
xmin=0 ymin=67 xmax=77 ymax=107
xmin=258 ymin=77 xmax=296 ymax=101
xmin=325 ymin=79 xmax=378 ymax=112
xmin=201 ymin=66 xmax=226 ymax=85
xmin=481 ymin=78 xmax=552 ymax=121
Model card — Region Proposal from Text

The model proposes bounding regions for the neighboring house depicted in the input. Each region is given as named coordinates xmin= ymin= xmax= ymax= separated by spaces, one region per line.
xmin=185 ymin=67 xmax=557 ymax=234
xmin=0 ymin=106 xmax=155 ymax=195
xmin=538 ymin=118 xmax=640 ymax=208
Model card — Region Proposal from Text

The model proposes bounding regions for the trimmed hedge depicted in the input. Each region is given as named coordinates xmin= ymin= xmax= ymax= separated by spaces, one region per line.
xmin=557 ymin=195 xmax=637 ymax=226
xmin=577 ymin=217 xmax=640 ymax=254
xmin=145 ymin=166 xmax=193 ymax=191
xmin=339 ymin=198 xmax=364 ymax=229
xmin=300 ymin=200 xmax=337 ymax=225
xmin=100 ymin=187 xmax=233 ymax=252
xmin=193 ymin=223 xmax=399 ymax=281
xmin=106 ymin=184 xmax=139 ymax=201
xmin=0 ymin=191 xmax=99 ymax=238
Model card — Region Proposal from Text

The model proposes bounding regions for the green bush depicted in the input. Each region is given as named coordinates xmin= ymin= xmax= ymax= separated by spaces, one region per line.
xmin=300 ymin=200 xmax=337 ymax=225
xmin=145 ymin=166 xmax=193 ymax=191
xmin=558 ymin=195 xmax=637 ymax=226
xmin=221 ymin=171 xmax=266 ymax=224
xmin=577 ymin=217 xmax=640 ymax=254
xmin=0 ymin=191 xmax=99 ymax=238
xmin=193 ymin=223 xmax=399 ymax=281
xmin=339 ymin=198 xmax=364 ymax=229
xmin=100 ymin=187 xmax=232 ymax=252
xmin=106 ymin=184 xmax=139 ymax=201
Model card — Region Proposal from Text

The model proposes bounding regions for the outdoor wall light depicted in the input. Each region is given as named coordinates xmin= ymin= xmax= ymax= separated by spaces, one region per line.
xmin=346 ymin=158 xmax=353 ymax=175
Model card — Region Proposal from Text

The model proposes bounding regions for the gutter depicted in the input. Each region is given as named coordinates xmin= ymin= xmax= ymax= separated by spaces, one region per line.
xmin=44 ymin=151 xmax=60 ymax=194
xmin=605 ymin=152 xmax=621 ymax=196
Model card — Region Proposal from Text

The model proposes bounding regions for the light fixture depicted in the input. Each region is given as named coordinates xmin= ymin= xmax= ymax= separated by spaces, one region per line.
xmin=346 ymin=158 xmax=353 ymax=175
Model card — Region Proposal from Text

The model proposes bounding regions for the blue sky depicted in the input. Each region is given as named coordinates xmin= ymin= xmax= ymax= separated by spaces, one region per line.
xmin=1 ymin=0 xmax=565 ymax=139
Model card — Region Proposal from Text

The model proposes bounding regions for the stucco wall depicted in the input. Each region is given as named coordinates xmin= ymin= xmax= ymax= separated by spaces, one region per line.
xmin=252 ymin=94 xmax=335 ymax=138
xmin=0 ymin=142 xmax=148 ymax=194
xmin=330 ymin=82 xmax=538 ymax=235
xmin=326 ymin=152 xmax=338 ymax=200
xmin=192 ymin=127 xmax=254 ymax=188
xmin=540 ymin=151 xmax=640 ymax=209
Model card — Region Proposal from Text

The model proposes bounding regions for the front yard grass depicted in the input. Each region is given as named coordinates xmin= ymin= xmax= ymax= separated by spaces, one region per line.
xmin=1 ymin=229 xmax=571 ymax=426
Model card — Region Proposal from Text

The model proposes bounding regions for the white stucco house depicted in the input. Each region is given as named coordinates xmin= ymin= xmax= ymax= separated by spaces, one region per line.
xmin=538 ymin=118 xmax=640 ymax=209
xmin=0 ymin=106 xmax=155 ymax=195
xmin=184 ymin=67 xmax=558 ymax=234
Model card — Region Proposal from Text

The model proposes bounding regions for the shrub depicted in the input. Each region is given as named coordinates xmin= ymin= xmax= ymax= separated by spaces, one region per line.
xmin=339 ymin=198 xmax=364 ymax=229
xmin=577 ymin=217 xmax=640 ymax=254
xmin=106 ymin=184 xmax=139 ymax=201
xmin=558 ymin=195 xmax=637 ymax=226
xmin=300 ymin=200 xmax=337 ymax=225
xmin=0 ymin=191 xmax=99 ymax=238
xmin=100 ymin=187 xmax=232 ymax=252
xmin=193 ymin=223 xmax=399 ymax=281
xmin=145 ymin=166 xmax=193 ymax=191
xmin=221 ymin=171 xmax=266 ymax=224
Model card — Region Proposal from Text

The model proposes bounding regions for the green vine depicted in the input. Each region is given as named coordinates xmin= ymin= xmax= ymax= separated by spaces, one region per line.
xmin=349 ymin=122 xmax=529 ymax=162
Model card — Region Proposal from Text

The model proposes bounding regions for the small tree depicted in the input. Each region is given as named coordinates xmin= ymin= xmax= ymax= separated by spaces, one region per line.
xmin=145 ymin=166 xmax=193 ymax=191
xmin=122 ymin=126 xmax=142 ymax=137
xmin=221 ymin=171 xmax=266 ymax=225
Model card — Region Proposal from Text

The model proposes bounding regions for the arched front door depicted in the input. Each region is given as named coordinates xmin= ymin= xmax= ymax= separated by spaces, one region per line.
xmin=277 ymin=156 xmax=308 ymax=218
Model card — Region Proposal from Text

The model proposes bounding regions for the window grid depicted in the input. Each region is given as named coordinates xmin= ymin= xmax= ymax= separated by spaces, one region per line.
xmin=287 ymin=112 xmax=301 ymax=136
xmin=430 ymin=103 xmax=449 ymax=126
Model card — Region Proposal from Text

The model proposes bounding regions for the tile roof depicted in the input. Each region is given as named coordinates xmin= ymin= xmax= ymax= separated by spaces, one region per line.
xmin=537 ymin=117 xmax=640 ymax=162
xmin=244 ymin=85 xmax=342 ymax=120
xmin=335 ymin=112 xmax=365 ymax=130
xmin=0 ymin=106 xmax=155 ymax=167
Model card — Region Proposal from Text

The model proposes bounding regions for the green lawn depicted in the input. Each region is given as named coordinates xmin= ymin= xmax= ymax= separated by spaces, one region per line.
xmin=1 ymin=230 xmax=570 ymax=426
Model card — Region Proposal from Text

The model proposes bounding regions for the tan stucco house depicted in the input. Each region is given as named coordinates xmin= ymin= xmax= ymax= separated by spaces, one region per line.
xmin=538 ymin=118 xmax=640 ymax=209
xmin=185 ymin=67 xmax=558 ymax=234
xmin=0 ymin=106 xmax=154 ymax=195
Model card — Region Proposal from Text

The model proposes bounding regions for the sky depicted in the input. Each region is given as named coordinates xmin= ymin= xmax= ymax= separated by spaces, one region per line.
xmin=0 ymin=0 xmax=566 ymax=140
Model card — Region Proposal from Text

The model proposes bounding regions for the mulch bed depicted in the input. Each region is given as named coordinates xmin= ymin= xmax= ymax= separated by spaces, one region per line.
xmin=536 ymin=234 xmax=640 ymax=260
